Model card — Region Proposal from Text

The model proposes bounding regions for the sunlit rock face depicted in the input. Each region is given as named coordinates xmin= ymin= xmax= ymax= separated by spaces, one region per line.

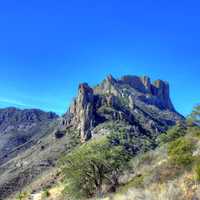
xmin=63 ymin=75 xmax=183 ymax=142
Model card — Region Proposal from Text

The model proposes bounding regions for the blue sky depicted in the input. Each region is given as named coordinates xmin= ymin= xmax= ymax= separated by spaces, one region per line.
xmin=0 ymin=0 xmax=199 ymax=115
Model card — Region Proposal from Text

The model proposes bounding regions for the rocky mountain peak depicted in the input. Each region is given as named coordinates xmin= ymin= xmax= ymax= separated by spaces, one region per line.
xmin=63 ymin=74 xmax=183 ymax=142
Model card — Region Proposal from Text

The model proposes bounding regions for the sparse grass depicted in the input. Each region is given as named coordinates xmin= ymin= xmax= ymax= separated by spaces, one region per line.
xmin=150 ymin=164 xmax=183 ymax=184
xmin=16 ymin=192 xmax=28 ymax=200
xmin=137 ymin=151 xmax=155 ymax=166
xmin=117 ymin=174 xmax=144 ymax=194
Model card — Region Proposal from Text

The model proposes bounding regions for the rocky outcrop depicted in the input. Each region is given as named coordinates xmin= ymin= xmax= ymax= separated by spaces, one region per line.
xmin=152 ymin=80 xmax=174 ymax=110
xmin=63 ymin=75 xmax=183 ymax=142
xmin=66 ymin=83 xmax=95 ymax=142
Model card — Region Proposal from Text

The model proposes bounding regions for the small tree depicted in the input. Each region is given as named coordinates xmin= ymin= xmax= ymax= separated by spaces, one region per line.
xmin=61 ymin=137 xmax=130 ymax=199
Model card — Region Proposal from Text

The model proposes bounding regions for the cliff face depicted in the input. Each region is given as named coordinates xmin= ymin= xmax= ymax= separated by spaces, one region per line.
xmin=63 ymin=75 xmax=183 ymax=142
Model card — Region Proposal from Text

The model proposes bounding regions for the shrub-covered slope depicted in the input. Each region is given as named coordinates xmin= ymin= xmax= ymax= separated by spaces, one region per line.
xmin=15 ymin=121 xmax=200 ymax=200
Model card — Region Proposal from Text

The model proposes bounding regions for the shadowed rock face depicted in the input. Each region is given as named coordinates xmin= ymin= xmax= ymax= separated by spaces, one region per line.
xmin=63 ymin=75 xmax=183 ymax=142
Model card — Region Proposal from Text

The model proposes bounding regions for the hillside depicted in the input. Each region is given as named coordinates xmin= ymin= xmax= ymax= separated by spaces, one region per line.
xmin=0 ymin=107 xmax=58 ymax=165
xmin=15 ymin=122 xmax=200 ymax=200
xmin=0 ymin=74 xmax=185 ymax=200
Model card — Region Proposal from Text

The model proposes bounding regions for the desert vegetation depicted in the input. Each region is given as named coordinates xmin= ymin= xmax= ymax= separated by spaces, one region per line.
xmin=60 ymin=136 xmax=131 ymax=199
xmin=58 ymin=104 xmax=200 ymax=200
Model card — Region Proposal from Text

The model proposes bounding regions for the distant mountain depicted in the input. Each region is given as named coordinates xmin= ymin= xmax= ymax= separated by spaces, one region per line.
xmin=0 ymin=75 xmax=184 ymax=199
xmin=0 ymin=107 xmax=58 ymax=165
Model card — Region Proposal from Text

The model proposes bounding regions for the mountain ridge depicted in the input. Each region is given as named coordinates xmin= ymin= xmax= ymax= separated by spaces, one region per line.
xmin=62 ymin=74 xmax=183 ymax=142
xmin=0 ymin=74 xmax=184 ymax=199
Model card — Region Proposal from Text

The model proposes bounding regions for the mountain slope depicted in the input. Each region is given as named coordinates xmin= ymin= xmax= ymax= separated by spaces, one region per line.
xmin=0 ymin=107 xmax=58 ymax=165
xmin=0 ymin=74 xmax=184 ymax=200
xmin=16 ymin=124 xmax=200 ymax=200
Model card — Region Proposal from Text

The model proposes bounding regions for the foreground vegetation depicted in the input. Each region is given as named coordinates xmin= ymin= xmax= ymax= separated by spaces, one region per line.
xmin=14 ymin=105 xmax=200 ymax=200
xmin=60 ymin=136 xmax=131 ymax=199
xmin=59 ymin=104 xmax=200 ymax=199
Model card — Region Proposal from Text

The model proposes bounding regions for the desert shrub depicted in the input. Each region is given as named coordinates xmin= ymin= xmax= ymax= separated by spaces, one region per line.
xmin=118 ymin=174 xmax=144 ymax=194
xmin=194 ymin=161 xmax=200 ymax=181
xmin=189 ymin=126 xmax=200 ymax=138
xmin=187 ymin=104 xmax=200 ymax=126
xmin=42 ymin=188 xmax=50 ymax=198
xmin=138 ymin=151 xmax=155 ymax=166
xmin=61 ymin=137 xmax=131 ymax=199
xmin=150 ymin=163 xmax=182 ymax=184
xmin=108 ymin=128 xmax=155 ymax=156
xmin=157 ymin=122 xmax=187 ymax=145
xmin=195 ymin=165 xmax=200 ymax=181
xmin=67 ymin=129 xmax=80 ymax=149
xmin=168 ymin=137 xmax=194 ymax=166
xmin=16 ymin=192 xmax=27 ymax=200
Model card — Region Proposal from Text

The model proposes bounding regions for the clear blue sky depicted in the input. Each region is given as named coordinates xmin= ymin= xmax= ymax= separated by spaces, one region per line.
xmin=0 ymin=0 xmax=199 ymax=116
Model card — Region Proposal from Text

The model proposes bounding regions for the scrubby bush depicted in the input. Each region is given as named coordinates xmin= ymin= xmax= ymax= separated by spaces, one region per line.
xmin=187 ymin=104 xmax=200 ymax=126
xmin=108 ymin=127 xmax=155 ymax=156
xmin=168 ymin=137 xmax=194 ymax=166
xmin=189 ymin=126 xmax=200 ymax=138
xmin=194 ymin=162 xmax=200 ymax=181
xmin=16 ymin=192 xmax=27 ymax=200
xmin=138 ymin=152 xmax=155 ymax=166
xmin=118 ymin=174 xmax=144 ymax=194
xmin=157 ymin=122 xmax=187 ymax=145
xmin=42 ymin=188 xmax=50 ymax=198
xmin=61 ymin=137 xmax=131 ymax=199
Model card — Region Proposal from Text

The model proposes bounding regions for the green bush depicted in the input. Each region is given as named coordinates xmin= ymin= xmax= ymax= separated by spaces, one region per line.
xmin=194 ymin=162 xmax=200 ymax=181
xmin=189 ymin=126 xmax=200 ymax=138
xmin=61 ymin=136 xmax=131 ymax=199
xmin=168 ymin=137 xmax=194 ymax=166
xmin=118 ymin=174 xmax=144 ymax=194
xmin=108 ymin=127 xmax=155 ymax=155
xmin=157 ymin=122 xmax=187 ymax=145
xmin=16 ymin=192 xmax=27 ymax=200
xmin=42 ymin=188 xmax=50 ymax=198
xmin=187 ymin=104 xmax=200 ymax=125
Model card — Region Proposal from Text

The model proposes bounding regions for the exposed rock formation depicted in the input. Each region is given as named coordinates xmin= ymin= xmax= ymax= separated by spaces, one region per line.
xmin=63 ymin=75 xmax=183 ymax=142
xmin=68 ymin=83 xmax=95 ymax=142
